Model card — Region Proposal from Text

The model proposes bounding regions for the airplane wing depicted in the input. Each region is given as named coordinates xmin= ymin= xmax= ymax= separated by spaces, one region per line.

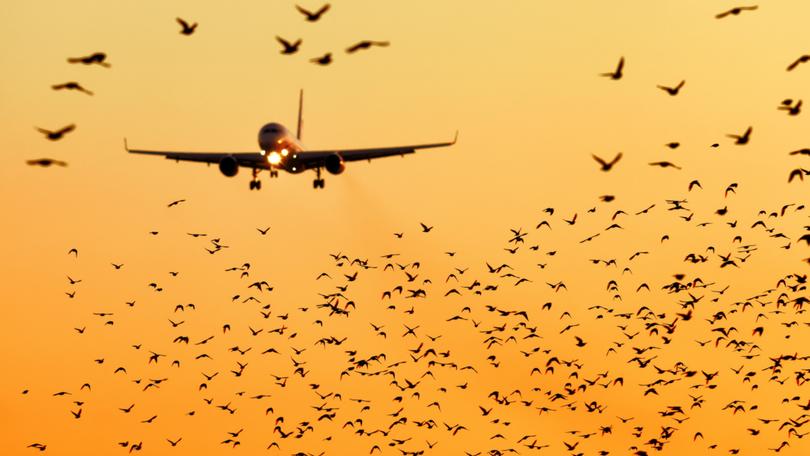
xmin=125 ymin=140 xmax=268 ymax=168
xmin=298 ymin=132 xmax=458 ymax=164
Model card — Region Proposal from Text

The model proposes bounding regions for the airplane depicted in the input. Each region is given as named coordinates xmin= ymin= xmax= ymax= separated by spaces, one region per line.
xmin=126 ymin=91 xmax=457 ymax=190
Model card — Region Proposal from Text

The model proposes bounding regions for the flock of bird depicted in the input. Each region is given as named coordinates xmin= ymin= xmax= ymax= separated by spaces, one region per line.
xmin=25 ymin=3 xmax=388 ymax=169
xmin=16 ymin=2 xmax=810 ymax=456
xmin=29 ymin=173 xmax=809 ymax=455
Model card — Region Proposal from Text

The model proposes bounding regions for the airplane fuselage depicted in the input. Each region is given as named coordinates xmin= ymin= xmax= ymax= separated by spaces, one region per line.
xmin=258 ymin=123 xmax=306 ymax=173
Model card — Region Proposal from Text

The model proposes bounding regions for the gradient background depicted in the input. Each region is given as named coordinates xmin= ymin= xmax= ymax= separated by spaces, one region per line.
xmin=1 ymin=1 xmax=809 ymax=454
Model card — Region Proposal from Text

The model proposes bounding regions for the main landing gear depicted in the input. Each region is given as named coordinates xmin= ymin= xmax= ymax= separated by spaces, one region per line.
xmin=249 ymin=168 xmax=262 ymax=190
xmin=249 ymin=169 xmax=279 ymax=190
xmin=313 ymin=167 xmax=325 ymax=189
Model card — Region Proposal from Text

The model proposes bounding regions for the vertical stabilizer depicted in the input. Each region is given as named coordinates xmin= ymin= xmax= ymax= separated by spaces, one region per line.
xmin=296 ymin=89 xmax=304 ymax=140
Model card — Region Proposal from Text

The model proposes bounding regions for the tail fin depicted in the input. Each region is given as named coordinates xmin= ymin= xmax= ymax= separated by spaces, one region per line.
xmin=296 ymin=89 xmax=304 ymax=140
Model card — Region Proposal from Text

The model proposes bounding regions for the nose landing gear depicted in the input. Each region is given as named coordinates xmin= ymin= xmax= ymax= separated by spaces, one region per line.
xmin=312 ymin=167 xmax=325 ymax=189
xmin=249 ymin=168 xmax=262 ymax=190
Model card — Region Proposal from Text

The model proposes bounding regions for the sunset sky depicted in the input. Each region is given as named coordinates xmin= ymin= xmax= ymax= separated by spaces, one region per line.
xmin=2 ymin=1 xmax=809 ymax=455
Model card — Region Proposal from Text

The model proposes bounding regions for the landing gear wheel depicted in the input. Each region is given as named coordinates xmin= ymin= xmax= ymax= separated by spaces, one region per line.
xmin=313 ymin=179 xmax=325 ymax=189
xmin=249 ymin=180 xmax=261 ymax=190
xmin=255 ymin=180 xmax=262 ymax=190
xmin=270 ymin=170 xmax=278 ymax=178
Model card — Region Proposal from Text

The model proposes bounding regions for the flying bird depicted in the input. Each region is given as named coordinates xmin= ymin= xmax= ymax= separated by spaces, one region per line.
xmin=51 ymin=81 xmax=93 ymax=95
xmin=346 ymin=40 xmax=390 ymax=53
xmin=67 ymin=52 xmax=110 ymax=67
xmin=176 ymin=18 xmax=198 ymax=35
xmin=657 ymin=80 xmax=685 ymax=96
xmin=35 ymin=125 xmax=75 ymax=141
xmin=26 ymin=158 xmax=68 ymax=167
xmin=600 ymin=56 xmax=624 ymax=80
xmin=727 ymin=126 xmax=752 ymax=145
xmin=592 ymin=152 xmax=622 ymax=171
xmin=715 ymin=5 xmax=758 ymax=19
xmin=296 ymin=4 xmax=330 ymax=22
xmin=276 ymin=36 xmax=302 ymax=54
xmin=787 ymin=55 xmax=810 ymax=71
xmin=649 ymin=161 xmax=682 ymax=170
xmin=310 ymin=53 xmax=332 ymax=65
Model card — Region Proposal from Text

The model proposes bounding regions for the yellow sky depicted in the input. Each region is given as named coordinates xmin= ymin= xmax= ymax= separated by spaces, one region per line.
xmin=1 ymin=1 xmax=809 ymax=455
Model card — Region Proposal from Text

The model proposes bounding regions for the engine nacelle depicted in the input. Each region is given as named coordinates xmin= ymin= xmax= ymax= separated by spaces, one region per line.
xmin=218 ymin=156 xmax=239 ymax=177
xmin=324 ymin=153 xmax=345 ymax=175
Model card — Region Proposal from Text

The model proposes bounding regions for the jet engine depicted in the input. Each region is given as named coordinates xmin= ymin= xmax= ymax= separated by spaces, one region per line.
xmin=218 ymin=156 xmax=239 ymax=177
xmin=324 ymin=153 xmax=345 ymax=175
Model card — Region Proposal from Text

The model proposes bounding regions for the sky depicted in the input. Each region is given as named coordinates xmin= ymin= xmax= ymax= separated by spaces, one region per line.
xmin=1 ymin=1 xmax=809 ymax=455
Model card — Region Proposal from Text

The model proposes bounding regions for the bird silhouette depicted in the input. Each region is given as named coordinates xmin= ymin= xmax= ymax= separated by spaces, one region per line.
xmin=52 ymin=81 xmax=93 ymax=95
xmin=787 ymin=54 xmax=810 ymax=71
xmin=67 ymin=52 xmax=110 ymax=67
xmin=657 ymin=80 xmax=685 ymax=96
xmin=592 ymin=152 xmax=622 ymax=171
xmin=727 ymin=126 xmax=752 ymax=145
xmin=26 ymin=158 xmax=68 ymax=167
xmin=600 ymin=56 xmax=624 ymax=80
xmin=35 ymin=125 xmax=75 ymax=141
xmin=296 ymin=4 xmax=330 ymax=22
xmin=346 ymin=40 xmax=390 ymax=53
xmin=310 ymin=53 xmax=332 ymax=65
xmin=715 ymin=5 xmax=758 ymax=19
xmin=176 ymin=18 xmax=198 ymax=35
xmin=276 ymin=36 xmax=302 ymax=54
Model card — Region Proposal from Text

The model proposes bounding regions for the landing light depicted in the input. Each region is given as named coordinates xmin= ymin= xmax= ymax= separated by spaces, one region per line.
xmin=281 ymin=149 xmax=289 ymax=157
xmin=268 ymin=151 xmax=281 ymax=165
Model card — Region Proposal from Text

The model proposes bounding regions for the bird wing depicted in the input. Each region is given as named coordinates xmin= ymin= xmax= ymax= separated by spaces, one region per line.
xmin=58 ymin=124 xmax=76 ymax=134
xmin=125 ymin=140 xmax=269 ymax=168
xmin=345 ymin=42 xmax=368 ymax=53
xmin=294 ymin=132 xmax=457 ymax=165
xmin=316 ymin=3 xmax=331 ymax=15
xmin=176 ymin=17 xmax=189 ymax=28
xmin=295 ymin=5 xmax=313 ymax=16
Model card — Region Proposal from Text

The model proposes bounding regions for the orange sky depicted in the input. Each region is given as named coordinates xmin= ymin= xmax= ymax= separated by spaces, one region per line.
xmin=1 ymin=1 xmax=809 ymax=455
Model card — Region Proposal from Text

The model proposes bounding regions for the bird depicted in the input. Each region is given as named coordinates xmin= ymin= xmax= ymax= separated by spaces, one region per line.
xmin=727 ymin=126 xmax=752 ymax=145
xmin=296 ymin=4 xmax=330 ymax=22
xmin=346 ymin=41 xmax=390 ymax=53
xmin=778 ymin=99 xmax=802 ymax=116
xmin=787 ymin=55 xmax=810 ymax=71
xmin=592 ymin=152 xmax=622 ymax=171
xmin=35 ymin=125 xmax=75 ymax=141
xmin=600 ymin=57 xmax=624 ymax=80
xmin=176 ymin=18 xmax=198 ymax=35
xmin=788 ymin=168 xmax=809 ymax=182
xmin=420 ymin=223 xmax=433 ymax=233
xmin=167 ymin=199 xmax=186 ymax=207
xmin=67 ymin=52 xmax=110 ymax=67
xmin=26 ymin=158 xmax=68 ymax=167
xmin=657 ymin=80 xmax=685 ymax=96
xmin=649 ymin=161 xmax=682 ymax=170
xmin=51 ymin=81 xmax=93 ymax=95
xmin=715 ymin=5 xmax=758 ymax=19
xmin=257 ymin=226 xmax=271 ymax=235
xmin=310 ymin=53 xmax=332 ymax=65
xmin=276 ymin=36 xmax=302 ymax=54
